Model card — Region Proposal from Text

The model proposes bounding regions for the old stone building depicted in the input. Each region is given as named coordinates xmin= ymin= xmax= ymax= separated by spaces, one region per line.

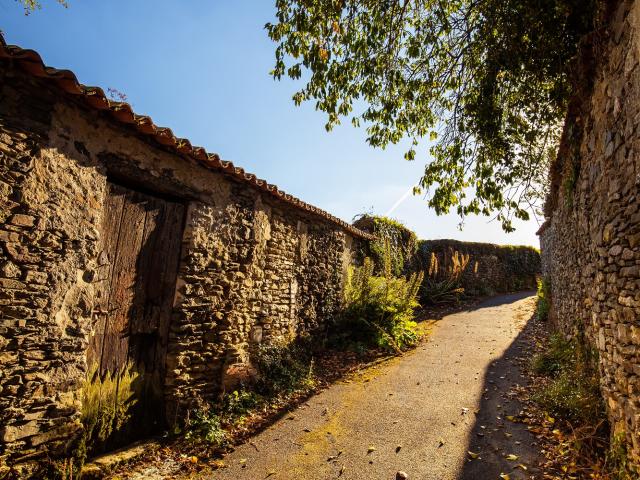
xmin=539 ymin=0 xmax=640 ymax=465
xmin=0 ymin=38 xmax=372 ymax=465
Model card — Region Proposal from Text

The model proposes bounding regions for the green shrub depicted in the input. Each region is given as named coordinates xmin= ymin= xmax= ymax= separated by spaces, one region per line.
xmin=221 ymin=389 xmax=261 ymax=420
xmin=531 ymin=334 xmax=639 ymax=478
xmin=339 ymin=251 xmax=423 ymax=352
xmin=185 ymin=407 xmax=228 ymax=446
xmin=252 ymin=340 xmax=316 ymax=396
xmin=563 ymin=161 xmax=580 ymax=209
xmin=537 ymin=278 xmax=551 ymax=321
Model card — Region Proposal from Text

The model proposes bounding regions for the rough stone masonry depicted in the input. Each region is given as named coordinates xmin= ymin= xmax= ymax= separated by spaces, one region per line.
xmin=0 ymin=36 xmax=541 ymax=474
xmin=0 ymin=43 xmax=370 ymax=467
xmin=540 ymin=0 xmax=640 ymax=466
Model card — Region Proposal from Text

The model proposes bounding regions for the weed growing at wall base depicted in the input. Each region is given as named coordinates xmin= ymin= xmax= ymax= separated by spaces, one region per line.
xmin=183 ymin=341 xmax=317 ymax=447
xmin=606 ymin=432 xmax=636 ymax=480
xmin=532 ymin=333 xmax=602 ymax=423
xmin=536 ymin=278 xmax=551 ymax=321
xmin=185 ymin=407 xmax=228 ymax=447
xmin=529 ymin=331 xmax=637 ymax=478
xmin=252 ymin=340 xmax=317 ymax=396
xmin=71 ymin=364 xmax=140 ymax=474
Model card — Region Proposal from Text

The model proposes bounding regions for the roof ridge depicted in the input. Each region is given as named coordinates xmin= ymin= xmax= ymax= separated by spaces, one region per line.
xmin=0 ymin=40 xmax=374 ymax=240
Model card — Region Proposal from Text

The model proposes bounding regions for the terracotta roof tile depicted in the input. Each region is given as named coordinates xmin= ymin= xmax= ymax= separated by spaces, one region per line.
xmin=0 ymin=40 xmax=373 ymax=240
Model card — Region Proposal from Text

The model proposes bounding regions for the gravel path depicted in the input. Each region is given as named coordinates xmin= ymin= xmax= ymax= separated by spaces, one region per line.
xmin=207 ymin=292 xmax=542 ymax=480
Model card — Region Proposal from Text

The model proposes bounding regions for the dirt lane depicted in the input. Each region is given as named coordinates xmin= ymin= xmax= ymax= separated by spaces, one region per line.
xmin=208 ymin=292 xmax=541 ymax=480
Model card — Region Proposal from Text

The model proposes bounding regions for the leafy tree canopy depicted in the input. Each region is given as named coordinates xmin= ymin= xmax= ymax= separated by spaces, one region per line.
xmin=267 ymin=0 xmax=595 ymax=231
xmin=15 ymin=0 xmax=67 ymax=15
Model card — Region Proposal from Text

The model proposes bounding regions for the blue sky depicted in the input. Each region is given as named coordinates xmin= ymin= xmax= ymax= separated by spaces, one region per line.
xmin=2 ymin=0 xmax=540 ymax=246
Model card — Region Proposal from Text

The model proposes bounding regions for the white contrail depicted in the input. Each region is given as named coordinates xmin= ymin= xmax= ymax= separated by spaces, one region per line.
xmin=385 ymin=185 xmax=415 ymax=217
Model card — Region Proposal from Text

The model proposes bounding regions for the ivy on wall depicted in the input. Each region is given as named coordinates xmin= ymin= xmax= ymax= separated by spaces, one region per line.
xmin=353 ymin=215 xmax=418 ymax=276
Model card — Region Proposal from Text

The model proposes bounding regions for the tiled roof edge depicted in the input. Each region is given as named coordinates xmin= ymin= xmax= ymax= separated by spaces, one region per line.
xmin=0 ymin=41 xmax=374 ymax=241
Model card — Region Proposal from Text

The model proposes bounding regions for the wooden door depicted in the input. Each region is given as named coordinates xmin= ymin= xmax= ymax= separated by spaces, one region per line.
xmin=87 ymin=182 xmax=185 ymax=443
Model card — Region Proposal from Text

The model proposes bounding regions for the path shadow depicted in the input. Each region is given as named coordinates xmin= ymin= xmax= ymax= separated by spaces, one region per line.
xmin=459 ymin=304 xmax=543 ymax=479
xmin=418 ymin=290 xmax=536 ymax=322
xmin=469 ymin=290 xmax=536 ymax=309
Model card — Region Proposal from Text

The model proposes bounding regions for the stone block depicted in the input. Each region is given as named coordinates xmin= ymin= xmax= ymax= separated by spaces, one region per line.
xmin=0 ymin=278 xmax=26 ymax=290
xmin=9 ymin=214 xmax=35 ymax=228
xmin=0 ymin=422 xmax=40 ymax=443
xmin=0 ymin=262 xmax=21 ymax=279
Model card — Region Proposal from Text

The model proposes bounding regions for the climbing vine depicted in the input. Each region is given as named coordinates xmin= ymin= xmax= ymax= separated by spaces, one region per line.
xmin=353 ymin=215 xmax=418 ymax=276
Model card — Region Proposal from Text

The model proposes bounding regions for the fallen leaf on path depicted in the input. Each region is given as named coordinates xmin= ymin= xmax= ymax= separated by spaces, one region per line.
xmin=506 ymin=454 xmax=519 ymax=461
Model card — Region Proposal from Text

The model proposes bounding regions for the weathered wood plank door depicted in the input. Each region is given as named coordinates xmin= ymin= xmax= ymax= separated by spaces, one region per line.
xmin=87 ymin=182 xmax=185 ymax=442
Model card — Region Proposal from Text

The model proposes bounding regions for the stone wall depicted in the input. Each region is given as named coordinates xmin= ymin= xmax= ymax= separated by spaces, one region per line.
xmin=353 ymin=216 xmax=540 ymax=296
xmin=417 ymin=240 xmax=540 ymax=296
xmin=0 ymin=64 xmax=363 ymax=468
xmin=539 ymin=0 xmax=640 ymax=465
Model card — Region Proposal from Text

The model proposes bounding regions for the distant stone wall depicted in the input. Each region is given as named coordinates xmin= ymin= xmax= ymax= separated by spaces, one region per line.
xmin=353 ymin=216 xmax=540 ymax=297
xmin=539 ymin=0 xmax=640 ymax=465
xmin=0 ymin=65 xmax=363 ymax=469
xmin=416 ymin=240 xmax=540 ymax=295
